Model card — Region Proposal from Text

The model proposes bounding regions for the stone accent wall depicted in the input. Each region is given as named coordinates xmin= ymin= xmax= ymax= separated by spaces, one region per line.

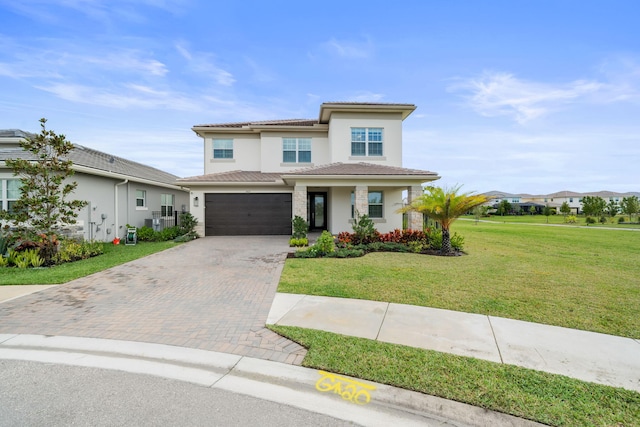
xmin=354 ymin=185 xmax=368 ymax=217
xmin=293 ymin=185 xmax=308 ymax=220
xmin=407 ymin=185 xmax=424 ymax=231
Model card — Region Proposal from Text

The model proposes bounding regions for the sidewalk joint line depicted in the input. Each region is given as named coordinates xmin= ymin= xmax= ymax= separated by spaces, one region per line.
xmin=487 ymin=316 xmax=504 ymax=364
xmin=375 ymin=303 xmax=390 ymax=341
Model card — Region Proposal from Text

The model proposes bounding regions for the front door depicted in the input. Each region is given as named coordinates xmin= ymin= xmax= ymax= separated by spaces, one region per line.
xmin=309 ymin=192 xmax=327 ymax=231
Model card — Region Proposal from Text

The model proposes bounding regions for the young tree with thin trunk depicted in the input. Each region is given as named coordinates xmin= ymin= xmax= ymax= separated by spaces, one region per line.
xmin=399 ymin=185 xmax=488 ymax=255
xmin=560 ymin=201 xmax=571 ymax=221
xmin=0 ymin=119 xmax=87 ymax=264
xmin=620 ymin=196 xmax=639 ymax=222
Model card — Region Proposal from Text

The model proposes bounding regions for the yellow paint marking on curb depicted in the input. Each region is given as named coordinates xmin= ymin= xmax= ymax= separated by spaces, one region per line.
xmin=315 ymin=370 xmax=376 ymax=405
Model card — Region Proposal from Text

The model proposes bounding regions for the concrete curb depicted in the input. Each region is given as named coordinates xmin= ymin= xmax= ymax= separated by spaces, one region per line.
xmin=0 ymin=334 xmax=542 ymax=427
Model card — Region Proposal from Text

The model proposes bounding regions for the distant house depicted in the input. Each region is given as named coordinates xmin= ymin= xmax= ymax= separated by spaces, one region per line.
xmin=0 ymin=129 xmax=189 ymax=242
xmin=179 ymin=102 xmax=439 ymax=236
xmin=482 ymin=190 xmax=640 ymax=214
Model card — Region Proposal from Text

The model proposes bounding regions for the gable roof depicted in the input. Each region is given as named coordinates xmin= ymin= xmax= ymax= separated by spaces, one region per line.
xmin=0 ymin=133 xmax=180 ymax=186
xmin=193 ymin=119 xmax=319 ymax=128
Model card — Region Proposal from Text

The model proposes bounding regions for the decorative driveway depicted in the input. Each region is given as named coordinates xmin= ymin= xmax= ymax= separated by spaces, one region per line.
xmin=0 ymin=237 xmax=306 ymax=364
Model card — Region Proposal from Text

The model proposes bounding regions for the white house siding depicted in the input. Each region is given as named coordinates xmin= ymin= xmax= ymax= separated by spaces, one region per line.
xmin=327 ymin=112 xmax=404 ymax=166
xmin=260 ymin=131 xmax=330 ymax=173
xmin=205 ymin=134 xmax=261 ymax=174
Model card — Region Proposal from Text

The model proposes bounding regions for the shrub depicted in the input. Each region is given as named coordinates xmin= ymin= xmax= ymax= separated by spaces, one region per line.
xmin=314 ymin=230 xmax=335 ymax=255
xmin=292 ymin=216 xmax=308 ymax=239
xmin=599 ymin=216 xmax=607 ymax=224
xmin=136 ymin=226 xmax=156 ymax=241
xmin=618 ymin=216 xmax=626 ymax=223
xmin=585 ymin=217 xmax=596 ymax=225
xmin=178 ymin=212 xmax=198 ymax=236
xmin=0 ymin=256 xmax=7 ymax=267
xmin=352 ymin=211 xmax=379 ymax=244
xmin=54 ymin=239 xmax=103 ymax=264
xmin=325 ymin=248 xmax=366 ymax=258
xmin=289 ymin=237 xmax=308 ymax=247
xmin=567 ymin=215 xmax=577 ymax=224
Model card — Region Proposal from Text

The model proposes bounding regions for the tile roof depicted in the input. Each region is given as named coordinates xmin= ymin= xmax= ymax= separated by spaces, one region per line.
xmin=194 ymin=119 xmax=319 ymax=128
xmin=177 ymin=171 xmax=283 ymax=183
xmin=0 ymin=143 xmax=180 ymax=185
xmin=283 ymin=162 xmax=438 ymax=176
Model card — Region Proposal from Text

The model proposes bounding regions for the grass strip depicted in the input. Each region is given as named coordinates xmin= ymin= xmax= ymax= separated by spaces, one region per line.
xmin=0 ymin=241 xmax=178 ymax=285
xmin=270 ymin=325 xmax=640 ymax=426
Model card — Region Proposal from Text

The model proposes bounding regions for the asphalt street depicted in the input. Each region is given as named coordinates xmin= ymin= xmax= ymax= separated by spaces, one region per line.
xmin=0 ymin=360 xmax=358 ymax=427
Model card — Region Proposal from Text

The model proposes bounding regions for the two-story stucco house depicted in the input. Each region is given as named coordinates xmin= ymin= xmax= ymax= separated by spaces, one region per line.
xmin=179 ymin=102 xmax=439 ymax=236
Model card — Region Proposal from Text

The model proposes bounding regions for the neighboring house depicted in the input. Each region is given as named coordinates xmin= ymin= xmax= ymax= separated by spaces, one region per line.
xmin=179 ymin=102 xmax=439 ymax=236
xmin=1 ymin=129 xmax=189 ymax=242
xmin=482 ymin=190 xmax=640 ymax=214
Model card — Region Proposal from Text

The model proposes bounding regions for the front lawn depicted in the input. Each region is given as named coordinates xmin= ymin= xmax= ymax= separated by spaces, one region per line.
xmin=280 ymin=221 xmax=640 ymax=339
xmin=0 ymin=241 xmax=178 ymax=285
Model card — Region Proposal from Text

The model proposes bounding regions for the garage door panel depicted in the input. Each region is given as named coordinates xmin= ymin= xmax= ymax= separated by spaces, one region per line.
xmin=205 ymin=193 xmax=292 ymax=236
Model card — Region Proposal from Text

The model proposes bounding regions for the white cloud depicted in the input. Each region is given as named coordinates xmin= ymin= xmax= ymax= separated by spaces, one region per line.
xmin=319 ymin=37 xmax=374 ymax=59
xmin=449 ymin=72 xmax=602 ymax=123
xmin=174 ymin=43 xmax=235 ymax=86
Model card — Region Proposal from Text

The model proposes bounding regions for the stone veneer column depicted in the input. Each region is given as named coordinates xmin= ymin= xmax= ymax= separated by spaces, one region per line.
xmin=407 ymin=185 xmax=424 ymax=230
xmin=293 ymin=185 xmax=308 ymax=221
xmin=354 ymin=185 xmax=369 ymax=218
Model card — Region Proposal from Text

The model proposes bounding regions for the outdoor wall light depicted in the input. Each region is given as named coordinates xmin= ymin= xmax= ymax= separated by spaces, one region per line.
xmin=193 ymin=196 xmax=199 ymax=207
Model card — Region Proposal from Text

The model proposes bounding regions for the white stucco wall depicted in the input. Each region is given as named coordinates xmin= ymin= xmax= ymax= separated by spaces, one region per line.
xmin=327 ymin=112 xmax=404 ymax=166
xmin=259 ymin=131 xmax=330 ymax=173
xmin=204 ymin=134 xmax=261 ymax=174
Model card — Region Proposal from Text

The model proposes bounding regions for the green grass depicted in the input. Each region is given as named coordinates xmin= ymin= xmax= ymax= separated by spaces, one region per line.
xmin=478 ymin=214 xmax=640 ymax=228
xmin=0 ymin=241 xmax=178 ymax=285
xmin=280 ymin=221 xmax=640 ymax=338
xmin=270 ymin=326 xmax=640 ymax=427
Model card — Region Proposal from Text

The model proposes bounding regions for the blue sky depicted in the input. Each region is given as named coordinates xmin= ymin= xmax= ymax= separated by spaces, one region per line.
xmin=1 ymin=0 xmax=639 ymax=194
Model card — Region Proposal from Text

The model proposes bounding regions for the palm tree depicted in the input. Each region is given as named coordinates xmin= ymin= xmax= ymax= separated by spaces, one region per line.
xmin=399 ymin=185 xmax=488 ymax=254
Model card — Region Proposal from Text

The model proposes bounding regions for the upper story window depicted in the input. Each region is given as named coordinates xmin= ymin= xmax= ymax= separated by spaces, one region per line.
xmin=161 ymin=194 xmax=174 ymax=217
xmin=136 ymin=190 xmax=146 ymax=207
xmin=213 ymin=138 xmax=233 ymax=159
xmin=283 ymin=138 xmax=311 ymax=163
xmin=1 ymin=179 xmax=21 ymax=213
xmin=351 ymin=128 xmax=383 ymax=156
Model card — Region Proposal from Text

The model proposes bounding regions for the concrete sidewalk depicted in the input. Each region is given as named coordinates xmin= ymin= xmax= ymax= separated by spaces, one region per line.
xmin=268 ymin=293 xmax=640 ymax=393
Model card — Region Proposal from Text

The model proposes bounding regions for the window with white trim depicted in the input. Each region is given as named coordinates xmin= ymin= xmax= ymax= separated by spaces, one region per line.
xmin=368 ymin=191 xmax=383 ymax=218
xmin=136 ymin=190 xmax=146 ymax=207
xmin=161 ymin=194 xmax=174 ymax=217
xmin=350 ymin=190 xmax=384 ymax=218
xmin=1 ymin=179 xmax=20 ymax=213
xmin=282 ymin=138 xmax=311 ymax=163
xmin=351 ymin=127 xmax=383 ymax=156
xmin=213 ymin=139 xmax=233 ymax=159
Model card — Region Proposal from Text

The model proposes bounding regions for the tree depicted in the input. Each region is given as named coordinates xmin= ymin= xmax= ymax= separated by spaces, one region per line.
xmin=620 ymin=196 xmax=639 ymax=222
xmin=580 ymin=196 xmax=606 ymax=217
xmin=528 ymin=205 xmax=537 ymax=215
xmin=472 ymin=205 xmax=489 ymax=224
xmin=605 ymin=199 xmax=619 ymax=218
xmin=398 ymin=185 xmax=488 ymax=254
xmin=0 ymin=119 xmax=87 ymax=264
xmin=497 ymin=199 xmax=512 ymax=216
xmin=543 ymin=204 xmax=552 ymax=223
xmin=560 ymin=201 xmax=571 ymax=221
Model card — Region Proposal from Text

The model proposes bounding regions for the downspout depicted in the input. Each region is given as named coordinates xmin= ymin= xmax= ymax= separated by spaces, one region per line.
xmin=115 ymin=179 xmax=128 ymax=239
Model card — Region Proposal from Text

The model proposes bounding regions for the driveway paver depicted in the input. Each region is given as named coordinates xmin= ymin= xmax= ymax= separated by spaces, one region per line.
xmin=0 ymin=236 xmax=306 ymax=364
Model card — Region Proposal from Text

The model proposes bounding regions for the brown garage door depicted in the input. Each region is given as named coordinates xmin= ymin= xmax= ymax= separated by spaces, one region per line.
xmin=204 ymin=193 xmax=292 ymax=236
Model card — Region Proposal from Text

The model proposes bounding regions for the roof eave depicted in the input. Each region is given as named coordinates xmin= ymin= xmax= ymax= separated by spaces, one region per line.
xmin=319 ymin=103 xmax=417 ymax=123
